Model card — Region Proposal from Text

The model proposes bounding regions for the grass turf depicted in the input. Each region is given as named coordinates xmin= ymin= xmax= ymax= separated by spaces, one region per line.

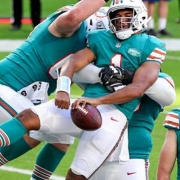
xmin=0 ymin=52 xmax=180 ymax=180
xmin=0 ymin=0 xmax=180 ymax=179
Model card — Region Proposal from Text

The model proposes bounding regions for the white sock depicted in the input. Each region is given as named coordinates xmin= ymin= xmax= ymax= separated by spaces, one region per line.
xmin=158 ymin=18 xmax=167 ymax=31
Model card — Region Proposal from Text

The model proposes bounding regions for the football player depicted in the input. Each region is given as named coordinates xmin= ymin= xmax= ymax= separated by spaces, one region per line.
xmin=0 ymin=0 xmax=110 ymax=179
xmin=157 ymin=107 xmax=180 ymax=180
xmin=89 ymin=72 xmax=176 ymax=180
xmin=0 ymin=0 xmax=167 ymax=179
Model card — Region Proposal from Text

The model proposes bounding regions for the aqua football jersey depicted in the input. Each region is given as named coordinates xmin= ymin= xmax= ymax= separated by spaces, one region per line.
xmin=129 ymin=72 xmax=171 ymax=159
xmin=0 ymin=10 xmax=87 ymax=95
xmin=164 ymin=107 xmax=180 ymax=180
xmin=83 ymin=30 xmax=166 ymax=120
xmin=128 ymin=96 xmax=162 ymax=159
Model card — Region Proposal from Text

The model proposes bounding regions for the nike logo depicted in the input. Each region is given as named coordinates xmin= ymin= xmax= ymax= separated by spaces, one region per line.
xmin=127 ymin=172 xmax=137 ymax=175
xmin=110 ymin=117 xmax=119 ymax=122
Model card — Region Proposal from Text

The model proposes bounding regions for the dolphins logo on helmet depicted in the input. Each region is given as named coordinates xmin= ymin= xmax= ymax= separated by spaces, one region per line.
xmin=86 ymin=7 xmax=109 ymax=32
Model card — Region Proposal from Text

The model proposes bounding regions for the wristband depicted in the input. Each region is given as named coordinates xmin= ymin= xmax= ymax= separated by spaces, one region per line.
xmin=56 ymin=76 xmax=71 ymax=94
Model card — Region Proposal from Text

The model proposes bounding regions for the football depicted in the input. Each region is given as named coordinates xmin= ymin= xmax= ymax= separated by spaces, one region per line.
xmin=70 ymin=104 xmax=102 ymax=131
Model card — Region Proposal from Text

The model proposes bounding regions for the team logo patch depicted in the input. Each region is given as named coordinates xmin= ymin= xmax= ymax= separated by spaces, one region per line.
xmin=97 ymin=21 xmax=105 ymax=29
xmin=115 ymin=43 xmax=121 ymax=48
xmin=128 ymin=48 xmax=141 ymax=57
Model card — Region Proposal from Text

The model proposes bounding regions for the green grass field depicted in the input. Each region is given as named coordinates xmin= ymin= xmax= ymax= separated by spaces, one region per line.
xmin=0 ymin=0 xmax=180 ymax=179
xmin=0 ymin=0 xmax=180 ymax=39
xmin=0 ymin=53 xmax=180 ymax=180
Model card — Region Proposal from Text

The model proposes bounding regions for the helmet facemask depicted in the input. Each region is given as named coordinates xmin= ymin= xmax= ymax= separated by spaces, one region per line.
xmin=108 ymin=0 xmax=151 ymax=40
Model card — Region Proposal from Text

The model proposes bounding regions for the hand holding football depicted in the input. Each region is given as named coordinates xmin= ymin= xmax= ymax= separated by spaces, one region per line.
xmin=70 ymin=104 xmax=102 ymax=131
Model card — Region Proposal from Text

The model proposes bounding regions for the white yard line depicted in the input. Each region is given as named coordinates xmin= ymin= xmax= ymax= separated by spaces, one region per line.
xmin=0 ymin=38 xmax=180 ymax=52
xmin=0 ymin=165 xmax=65 ymax=180
xmin=166 ymin=55 xmax=180 ymax=61
xmin=162 ymin=38 xmax=180 ymax=51
xmin=0 ymin=40 xmax=25 ymax=52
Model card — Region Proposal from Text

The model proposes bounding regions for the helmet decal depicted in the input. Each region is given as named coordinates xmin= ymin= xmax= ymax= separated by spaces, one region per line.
xmin=86 ymin=7 xmax=109 ymax=32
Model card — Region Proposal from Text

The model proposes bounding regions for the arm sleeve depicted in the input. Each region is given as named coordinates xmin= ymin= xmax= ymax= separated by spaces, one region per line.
xmin=72 ymin=63 xmax=101 ymax=83
xmin=145 ymin=76 xmax=176 ymax=106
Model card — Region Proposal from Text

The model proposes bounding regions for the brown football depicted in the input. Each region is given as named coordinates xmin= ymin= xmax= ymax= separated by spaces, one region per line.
xmin=70 ymin=104 xmax=102 ymax=131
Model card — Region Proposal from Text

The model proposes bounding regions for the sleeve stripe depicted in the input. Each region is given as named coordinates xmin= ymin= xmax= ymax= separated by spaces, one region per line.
xmin=164 ymin=120 xmax=179 ymax=128
xmin=147 ymin=58 xmax=163 ymax=64
xmin=147 ymin=48 xmax=166 ymax=64
xmin=163 ymin=113 xmax=179 ymax=129
xmin=0 ymin=129 xmax=10 ymax=146
xmin=154 ymin=48 xmax=166 ymax=55
xmin=167 ymin=113 xmax=179 ymax=118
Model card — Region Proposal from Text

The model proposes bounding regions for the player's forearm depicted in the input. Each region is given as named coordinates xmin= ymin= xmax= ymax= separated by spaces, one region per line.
xmin=63 ymin=0 xmax=107 ymax=28
xmin=157 ymin=172 xmax=171 ymax=180
xmin=97 ymin=84 xmax=144 ymax=105
xmin=54 ymin=0 xmax=108 ymax=34
xmin=157 ymin=160 xmax=173 ymax=180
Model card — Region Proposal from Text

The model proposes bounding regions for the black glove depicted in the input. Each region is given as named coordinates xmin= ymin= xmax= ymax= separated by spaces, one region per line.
xmin=99 ymin=66 xmax=124 ymax=92
xmin=99 ymin=66 xmax=135 ymax=92
xmin=105 ymin=81 xmax=126 ymax=92
xmin=123 ymin=68 xmax=135 ymax=85
xmin=99 ymin=66 xmax=124 ymax=85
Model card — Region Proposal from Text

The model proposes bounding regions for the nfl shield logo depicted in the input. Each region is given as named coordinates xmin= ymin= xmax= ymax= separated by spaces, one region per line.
xmin=116 ymin=43 xmax=121 ymax=48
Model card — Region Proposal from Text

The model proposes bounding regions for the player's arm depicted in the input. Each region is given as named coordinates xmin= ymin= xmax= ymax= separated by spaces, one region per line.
xmin=72 ymin=64 xmax=102 ymax=84
xmin=145 ymin=75 xmax=176 ymax=106
xmin=72 ymin=61 xmax=160 ymax=108
xmin=157 ymin=130 xmax=177 ymax=180
xmin=99 ymin=69 xmax=176 ymax=107
xmin=55 ymin=47 xmax=95 ymax=109
xmin=100 ymin=61 xmax=160 ymax=104
xmin=49 ymin=0 xmax=107 ymax=36
xmin=60 ymin=48 xmax=95 ymax=79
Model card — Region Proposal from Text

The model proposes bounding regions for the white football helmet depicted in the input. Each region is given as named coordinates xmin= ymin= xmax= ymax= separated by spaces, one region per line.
xmin=107 ymin=0 xmax=151 ymax=40
xmin=86 ymin=7 xmax=109 ymax=32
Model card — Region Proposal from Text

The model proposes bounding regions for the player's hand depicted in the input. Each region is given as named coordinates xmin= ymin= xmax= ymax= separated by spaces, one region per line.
xmin=122 ymin=68 xmax=135 ymax=85
xmin=99 ymin=65 xmax=124 ymax=86
xmin=105 ymin=82 xmax=126 ymax=92
xmin=72 ymin=97 xmax=100 ymax=109
xmin=55 ymin=91 xmax=70 ymax=109
xmin=99 ymin=66 xmax=135 ymax=92
xmin=99 ymin=66 xmax=125 ymax=92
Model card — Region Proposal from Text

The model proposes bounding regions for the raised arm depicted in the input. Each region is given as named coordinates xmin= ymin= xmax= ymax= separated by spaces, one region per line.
xmin=49 ymin=0 xmax=108 ymax=36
